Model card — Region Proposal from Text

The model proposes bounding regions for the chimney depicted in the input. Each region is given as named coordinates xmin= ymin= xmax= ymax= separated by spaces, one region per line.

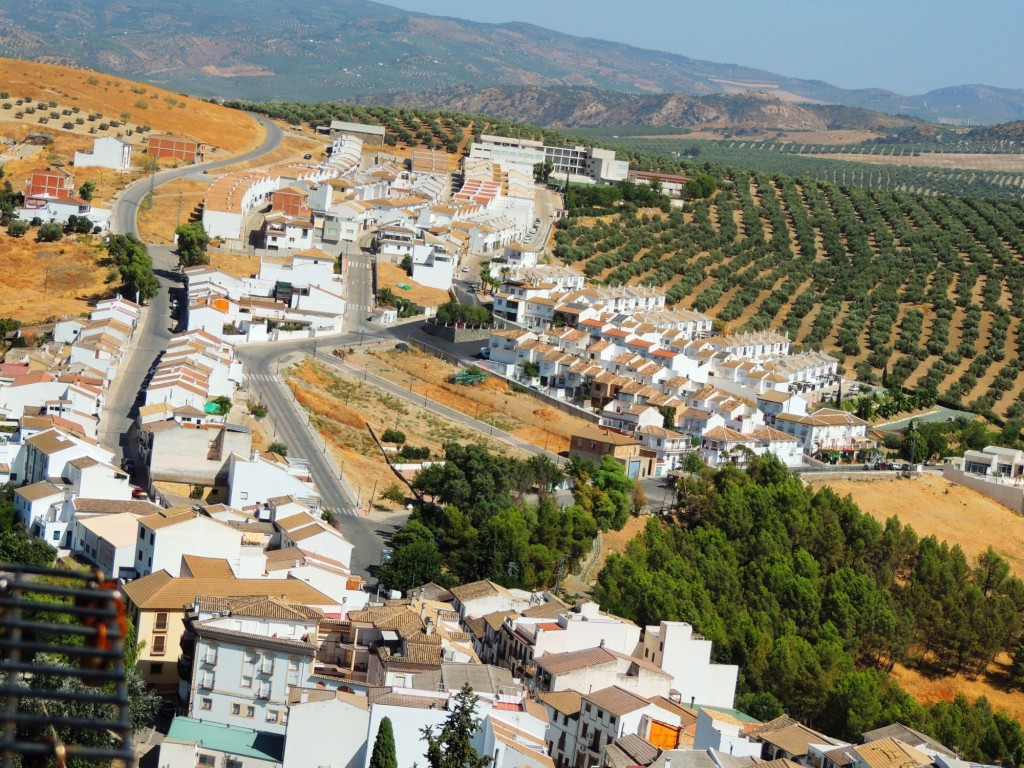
xmin=599 ymin=639 xmax=604 ymax=647
xmin=690 ymin=696 xmax=695 ymax=708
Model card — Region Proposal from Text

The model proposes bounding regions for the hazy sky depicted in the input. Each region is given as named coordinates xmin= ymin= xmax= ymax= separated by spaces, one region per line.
xmin=383 ymin=0 xmax=1024 ymax=95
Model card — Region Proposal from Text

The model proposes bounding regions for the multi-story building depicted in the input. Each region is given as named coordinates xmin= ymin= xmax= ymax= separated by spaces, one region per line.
xmin=179 ymin=595 xmax=323 ymax=734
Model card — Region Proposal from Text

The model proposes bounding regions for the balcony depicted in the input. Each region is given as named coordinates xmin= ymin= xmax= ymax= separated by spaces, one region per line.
xmin=256 ymin=683 xmax=271 ymax=700
xmin=202 ymin=650 xmax=217 ymax=665
xmin=259 ymin=659 xmax=274 ymax=675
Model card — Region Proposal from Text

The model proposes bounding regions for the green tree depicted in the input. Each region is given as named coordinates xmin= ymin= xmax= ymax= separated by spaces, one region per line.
xmin=0 ymin=528 xmax=56 ymax=566
xmin=519 ymin=360 xmax=540 ymax=380
xmin=36 ymin=221 xmax=64 ymax=242
xmin=369 ymin=716 xmax=398 ymax=768
xmin=175 ymin=221 xmax=210 ymax=267
xmin=421 ymin=684 xmax=491 ymax=768
xmin=381 ymin=484 xmax=406 ymax=506
xmin=267 ymin=441 xmax=288 ymax=456
xmin=78 ymin=180 xmax=96 ymax=201
xmin=7 ymin=218 xmax=29 ymax=237
xmin=107 ymin=233 xmax=159 ymax=302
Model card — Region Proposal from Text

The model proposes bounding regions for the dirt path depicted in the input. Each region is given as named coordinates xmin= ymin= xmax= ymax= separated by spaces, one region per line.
xmin=561 ymin=514 xmax=651 ymax=595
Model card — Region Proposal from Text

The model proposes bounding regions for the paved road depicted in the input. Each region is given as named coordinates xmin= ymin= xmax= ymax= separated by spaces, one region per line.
xmin=101 ymin=113 xmax=284 ymax=462
xmin=96 ymin=246 xmax=179 ymax=465
xmin=237 ymin=339 xmax=406 ymax=579
xmin=110 ymin=114 xmax=283 ymax=237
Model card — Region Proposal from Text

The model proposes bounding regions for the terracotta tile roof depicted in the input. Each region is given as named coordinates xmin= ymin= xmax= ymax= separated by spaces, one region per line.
xmin=758 ymin=723 xmax=834 ymax=757
xmin=15 ymin=481 xmax=64 ymax=502
xmin=649 ymin=696 xmax=698 ymax=727
xmin=73 ymin=498 xmax=160 ymax=515
xmin=195 ymin=623 xmax=315 ymax=652
xmin=138 ymin=506 xmax=203 ymax=531
xmin=26 ymin=430 xmax=75 ymax=456
xmin=195 ymin=595 xmax=323 ymax=621
xmin=539 ymin=690 xmax=583 ymax=717
xmin=122 ymin=570 xmax=333 ymax=611
xmin=584 ymin=685 xmax=651 ymax=717
xmin=854 ymin=739 xmax=931 ymax=768
xmin=535 ymin=646 xmax=616 ymax=675
xmin=450 ymin=579 xmax=509 ymax=604
xmin=482 ymin=610 xmax=517 ymax=632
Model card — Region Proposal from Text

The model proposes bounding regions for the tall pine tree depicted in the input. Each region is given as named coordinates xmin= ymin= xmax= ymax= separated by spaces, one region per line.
xmin=421 ymin=684 xmax=491 ymax=768
xmin=369 ymin=716 xmax=397 ymax=768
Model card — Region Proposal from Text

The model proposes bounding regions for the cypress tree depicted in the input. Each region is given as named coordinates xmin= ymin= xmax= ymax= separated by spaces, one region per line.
xmin=369 ymin=716 xmax=398 ymax=768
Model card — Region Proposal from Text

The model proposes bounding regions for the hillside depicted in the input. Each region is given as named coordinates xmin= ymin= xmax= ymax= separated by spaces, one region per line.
xmin=366 ymin=86 xmax=925 ymax=133
xmin=0 ymin=58 xmax=261 ymax=153
xmin=0 ymin=0 xmax=1021 ymax=124
xmin=555 ymin=174 xmax=1024 ymax=419
xmin=0 ymin=59 xmax=262 ymax=323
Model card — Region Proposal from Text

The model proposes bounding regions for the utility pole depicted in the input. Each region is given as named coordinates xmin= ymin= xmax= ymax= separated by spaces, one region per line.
xmin=175 ymin=189 xmax=183 ymax=230
xmin=367 ymin=479 xmax=378 ymax=512
xmin=148 ymin=159 xmax=156 ymax=210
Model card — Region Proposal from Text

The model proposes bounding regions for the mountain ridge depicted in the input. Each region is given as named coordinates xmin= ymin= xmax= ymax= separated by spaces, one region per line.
xmin=0 ymin=0 xmax=1020 ymax=124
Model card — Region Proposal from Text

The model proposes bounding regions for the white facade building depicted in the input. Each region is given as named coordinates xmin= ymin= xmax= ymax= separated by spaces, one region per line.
xmin=73 ymin=136 xmax=133 ymax=171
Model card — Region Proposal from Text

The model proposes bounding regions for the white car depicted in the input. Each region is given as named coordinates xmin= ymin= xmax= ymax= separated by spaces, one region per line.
xmin=461 ymin=266 xmax=469 ymax=273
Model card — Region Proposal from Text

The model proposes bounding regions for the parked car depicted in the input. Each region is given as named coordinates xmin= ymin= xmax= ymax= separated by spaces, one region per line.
xmin=303 ymin=153 xmax=313 ymax=160
xmin=380 ymin=548 xmax=393 ymax=564
xmin=479 ymin=347 xmax=490 ymax=359
xmin=131 ymin=487 xmax=148 ymax=500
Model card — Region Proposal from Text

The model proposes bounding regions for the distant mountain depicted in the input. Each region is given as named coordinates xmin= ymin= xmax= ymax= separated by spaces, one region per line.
xmin=366 ymin=85 xmax=924 ymax=133
xmin=0 ymin=0 xmax=1020 ymax=124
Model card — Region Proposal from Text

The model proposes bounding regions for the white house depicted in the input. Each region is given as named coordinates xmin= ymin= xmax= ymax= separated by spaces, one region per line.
xmin=282 ymin=694 xmax=370 ymax=768
xmin=134 ymin=507 xmax=244 ymax=577
xmin=774 ymin=408 xmax=871 ymax=457
xmin=411 ymin=247 xmax=456 ymax=291
xmin=228 ymin=452 xmax=320 ymax=510
xmin=182 ymin=596 xmax=323 ymax=735
xmin=274 ymin=511 xmax=354 ymax=571
xmin=73 ymin=136 xmax=133 ymax=171
xmin=693 ymin=708 xmax=762 ymax=757
xmin=70 ymin=512 xmax=146 ymax=580
xmin=638 ymin=621 xmax=738 ymax=708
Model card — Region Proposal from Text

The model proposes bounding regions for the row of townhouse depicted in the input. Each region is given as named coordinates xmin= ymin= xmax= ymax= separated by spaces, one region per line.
xmin=484 ymin=274 xmax=868 ymax=464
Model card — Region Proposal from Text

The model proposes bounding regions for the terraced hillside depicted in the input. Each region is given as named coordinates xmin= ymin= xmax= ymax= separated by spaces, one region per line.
xmin=555 ymin=174 xmax=1024 ymax=419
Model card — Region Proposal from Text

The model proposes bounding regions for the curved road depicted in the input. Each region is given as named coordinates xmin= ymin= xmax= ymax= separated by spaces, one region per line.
xmin=111 ymin=113 xmax=283 ymax=236
xmin=104 ymin=114 xmax=408 ymax=580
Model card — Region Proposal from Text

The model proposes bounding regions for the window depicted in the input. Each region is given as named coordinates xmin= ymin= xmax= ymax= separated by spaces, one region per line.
xmin=154 ymin=612 xmax=168 ymax=631
xmin=150 ymin=662 xmax=164 ymax=675
xmin=241 ymin=675 xmax=253 ymax=689
xmin=245 ymin=706 xmax=255 ymax=718
xmin=200 ymin=698 xmax=212 ymax=711
xmin=266 ymin=710 xmax=279 ymax=723
xmin=240 ymin=492 xmax=248 ymax=501
xmin=139 ymin=529 xmax=144 ymax=540
xmin=231 ymin=703 xmax=241 ymax=715
xmin=52 ymin=531 xmax=60 ymax=541
xmin=225 ymin=760 xmax=243 ymax=768
xmin=137 ymin=550 xmax=142 ymax=561
xmin=197 ymin=755 xmax=216 ymax=768
xmin=149 ymin=532 xmax=154 ymax=544
xmin=151 ymin=636 xmax=166 ymax=656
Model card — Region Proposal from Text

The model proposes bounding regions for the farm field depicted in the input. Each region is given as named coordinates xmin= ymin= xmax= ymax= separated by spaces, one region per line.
xmin=555 ymin=172 xmax=1024 ymax=418
xmin=609 ymin=137 xmax=1024 ymax=199
xmin=280 ymin=358 xmax=522 ymax=512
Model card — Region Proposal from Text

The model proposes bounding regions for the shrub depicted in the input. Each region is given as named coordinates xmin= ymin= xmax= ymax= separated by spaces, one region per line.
xmin=381 ymin=428 xmax=406 ymax=444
